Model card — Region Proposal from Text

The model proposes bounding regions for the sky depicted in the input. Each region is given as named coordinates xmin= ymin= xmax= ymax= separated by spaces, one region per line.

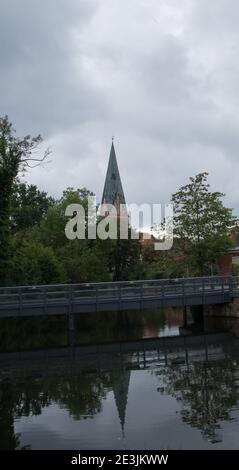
xmin=1 ymin=0 xmax=239 ymax=211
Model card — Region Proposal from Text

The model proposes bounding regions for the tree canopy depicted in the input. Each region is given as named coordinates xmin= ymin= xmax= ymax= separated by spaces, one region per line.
xmin=0 ymin=116 xmax=49 ymax=284
xmin=171 ymin=172 xmax=237 ymax=275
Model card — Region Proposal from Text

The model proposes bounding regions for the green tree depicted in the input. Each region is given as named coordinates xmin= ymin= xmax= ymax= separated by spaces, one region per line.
xmin=9 ymin=239 xmax=67 ymax=285
xmin=171 ymin=172 xmax=237 ymax=275
xmin=106 ymin=228 xmax=142 ymax=281
xmin=36 ymin=187 xmax=110 ymax=283
xmin=10 ymin=181 xmax=54 ymax=234
xmin=38 ymin=187 xmax=93 ymax=250
xmin=0 ymin=116 xmax=49 ymax=284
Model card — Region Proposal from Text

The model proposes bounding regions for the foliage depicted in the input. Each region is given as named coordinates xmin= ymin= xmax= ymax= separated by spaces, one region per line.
xmin=10 ymin=181 xmax=54 ymax=234
xmin=0 ymin=116 xmax=48 ymax=284
xmin=103 ymin=227 xmax=142 ymax=281
xmin=171 ymin=172 xmax=237 ymax=275
xmin=9 ymin=239 xmax=67 ymax=285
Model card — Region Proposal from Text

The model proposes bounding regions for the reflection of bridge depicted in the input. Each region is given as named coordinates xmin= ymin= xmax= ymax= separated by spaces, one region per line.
xmin=0 ymin=332 xmax=233 ymax=376
xmin=0 ymin=276 xmax=238 ymax=319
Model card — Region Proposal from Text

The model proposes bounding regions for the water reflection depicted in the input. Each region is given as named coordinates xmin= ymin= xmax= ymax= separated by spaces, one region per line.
xmin=1 ymin=331 xmax=239 ymax=449
xmin=0 ymin=308 xmax=184 ymax=352
xmin=0 ymin=370 xmax=128 ymax=449
xmin=154 ymin=358 xmax=239 ymax=444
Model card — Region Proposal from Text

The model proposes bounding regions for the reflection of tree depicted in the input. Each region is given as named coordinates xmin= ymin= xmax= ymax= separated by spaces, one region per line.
xmin=0 ymin=308 xmax=179 ymax=352
xmin=51 ymin=373 xmax=110 ymax=420
xmin=0 ymin=385 xmax=21 ymax=450
xmin=155 ymin=359 xmax=239 ymax=443
xmin=0 ymin=371 xmax=113 ymax=449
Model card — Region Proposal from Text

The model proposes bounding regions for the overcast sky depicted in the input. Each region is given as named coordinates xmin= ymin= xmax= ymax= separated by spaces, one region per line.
xmin=1 ymin=0 xmax=239 ymax=211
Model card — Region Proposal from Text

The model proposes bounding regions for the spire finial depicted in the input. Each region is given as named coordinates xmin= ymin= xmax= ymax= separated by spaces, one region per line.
xmin=112 ymin=135 xmax=114 ymax=143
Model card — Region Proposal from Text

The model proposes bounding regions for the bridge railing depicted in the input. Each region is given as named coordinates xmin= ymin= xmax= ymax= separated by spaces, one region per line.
xmin=0 ymin=276 xmax=236 ymax=308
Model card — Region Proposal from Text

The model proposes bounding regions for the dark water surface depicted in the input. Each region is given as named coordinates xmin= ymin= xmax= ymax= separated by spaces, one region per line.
xmin=1 ymin=308 xmax=239 ymax=450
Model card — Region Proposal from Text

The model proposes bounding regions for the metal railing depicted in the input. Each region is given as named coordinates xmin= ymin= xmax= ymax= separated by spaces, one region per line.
xmin=0 ymin=276 xmax=237 ymax=317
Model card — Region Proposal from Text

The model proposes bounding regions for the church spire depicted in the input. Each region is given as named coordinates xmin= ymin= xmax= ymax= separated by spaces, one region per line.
xmin=101 ymin=141 xmax=126 ymax=206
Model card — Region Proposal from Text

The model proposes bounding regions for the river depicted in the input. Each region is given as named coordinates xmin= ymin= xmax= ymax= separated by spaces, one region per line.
xmin=1 ymin=307 xmax=239 ymax=449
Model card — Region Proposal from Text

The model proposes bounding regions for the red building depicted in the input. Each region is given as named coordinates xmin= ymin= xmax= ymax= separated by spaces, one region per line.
xmin=217 ymin=246 xmax=239 ymax=276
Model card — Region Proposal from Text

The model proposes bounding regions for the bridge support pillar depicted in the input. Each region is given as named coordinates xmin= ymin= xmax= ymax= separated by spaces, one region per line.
xmin=68 ymin=314 xmax=75 ymax=347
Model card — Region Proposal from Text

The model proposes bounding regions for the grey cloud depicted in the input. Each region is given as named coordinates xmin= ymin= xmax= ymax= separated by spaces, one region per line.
xmin=0 ymin=0 xmax=104 ymax=136
xmin=1 ymin=0 xmax=239 ymax=214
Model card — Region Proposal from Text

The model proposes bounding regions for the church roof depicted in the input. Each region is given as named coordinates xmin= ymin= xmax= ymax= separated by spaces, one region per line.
xmin=101 ymin=142 xmax=126 ymax=205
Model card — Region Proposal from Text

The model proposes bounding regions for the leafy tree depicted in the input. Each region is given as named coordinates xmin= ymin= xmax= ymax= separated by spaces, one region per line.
xmin=10 ymin=181 xmax=54 ymax=234
xmin=39 ymin=188 xmax=142 ymax=282
xmin=38 ymin=187 xmax=93 ymax=250
xmin=61 ymin=242 xmax=110 ymax=283
xmin=142 ymin=242 xmax=187 ymax=279
xmin=106 ymin=228 xmax=142 ymax=281
xmin=171 ymin=172 xmax=237 ymax=275
xmin=9 ymin=239 xmax=67 ymax=285
xmin=36 ymin=187 xmax=110 ymax=283
xmin=0 ymin=116 xmax=49 ymax=284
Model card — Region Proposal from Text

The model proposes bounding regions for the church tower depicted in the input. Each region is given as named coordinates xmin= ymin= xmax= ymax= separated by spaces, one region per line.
xmin=101 ymin=140 xmax=126 ymax=216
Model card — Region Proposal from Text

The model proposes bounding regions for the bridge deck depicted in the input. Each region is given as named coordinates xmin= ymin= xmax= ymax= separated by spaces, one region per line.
xmin=0 ymin=276 xmax=238 ymax=318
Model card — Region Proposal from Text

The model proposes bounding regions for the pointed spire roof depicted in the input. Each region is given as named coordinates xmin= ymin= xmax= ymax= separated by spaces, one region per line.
xmin=101 ymin=141 xmax=126 ymax=205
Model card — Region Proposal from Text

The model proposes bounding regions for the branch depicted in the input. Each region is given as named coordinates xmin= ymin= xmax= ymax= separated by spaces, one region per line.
xmin=21 ymin=147 xmax=51 ymax=164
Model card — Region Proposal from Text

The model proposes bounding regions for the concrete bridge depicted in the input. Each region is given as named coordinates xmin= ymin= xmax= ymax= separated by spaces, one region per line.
xmin=0 ymin=276 xmax=238 ymax=345
xmin=0 ymin=276 xmax=238 ymax=318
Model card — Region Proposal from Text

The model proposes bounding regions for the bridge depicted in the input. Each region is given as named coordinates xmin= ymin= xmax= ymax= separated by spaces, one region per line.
xmin=0 ymin=276 xmax=238 ymax=346
xmin=0 ymin=276 xmax=238 ymax=319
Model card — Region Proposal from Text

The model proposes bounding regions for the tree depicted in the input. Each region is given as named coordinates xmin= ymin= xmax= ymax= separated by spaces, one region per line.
xmin=106 ymin=228 xmax=142 ymax=281
xmin=0 ymin=116 xmax=49 ymax=284
xmin=142 ymin=241 xmax=188 ymax=280
xmin=36 ymin=187 xmax=110 ymax=283
xmin=171 ymin=172 xmax=237 ymax=276
xmin=10 ymin=181 xmax=54 ymax=234
xmin=9 ymin=239 xmax=67 ymax=285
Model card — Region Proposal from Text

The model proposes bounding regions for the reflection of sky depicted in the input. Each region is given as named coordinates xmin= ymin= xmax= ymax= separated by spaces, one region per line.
xmin=14 ymin=369 xmax=239 ymax=450
xmin=158 ymin=325 xmax=180 ymax=338
xmin=142 ymin=324 xmax=180 ymax=339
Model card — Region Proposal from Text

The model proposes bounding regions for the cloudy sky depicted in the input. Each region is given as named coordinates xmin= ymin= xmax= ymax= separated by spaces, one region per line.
xmin=1 ymin=0 xmax=239 ymax=211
